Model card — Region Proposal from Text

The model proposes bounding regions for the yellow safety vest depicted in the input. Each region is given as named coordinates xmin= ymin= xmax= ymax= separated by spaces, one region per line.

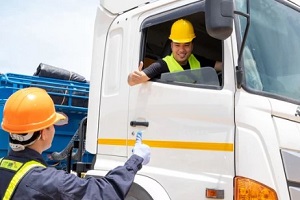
xmin=0 ymin=158 xmax=46 ymax=200
xmin=163 ymin=53 xmax=201 ymax=72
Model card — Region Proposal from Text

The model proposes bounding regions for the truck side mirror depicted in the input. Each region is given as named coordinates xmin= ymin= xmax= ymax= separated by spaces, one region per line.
xmin=205 ymin=0 xmax=234 ymax=40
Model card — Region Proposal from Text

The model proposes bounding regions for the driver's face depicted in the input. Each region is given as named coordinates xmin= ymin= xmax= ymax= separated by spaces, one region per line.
xmin=171 ymin=42 xmax=193 ymax=65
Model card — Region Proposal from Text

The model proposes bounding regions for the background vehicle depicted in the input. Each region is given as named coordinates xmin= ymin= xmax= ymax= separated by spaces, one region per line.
xmin=85 ymin=0 xmax=300 ymax=199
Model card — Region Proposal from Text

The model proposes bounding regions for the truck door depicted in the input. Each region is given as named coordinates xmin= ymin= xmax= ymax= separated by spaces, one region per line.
xmin=127 ymin=3 xmax=236 ymax=199
xmin=95 ymin=19 xmax=132 ymax=157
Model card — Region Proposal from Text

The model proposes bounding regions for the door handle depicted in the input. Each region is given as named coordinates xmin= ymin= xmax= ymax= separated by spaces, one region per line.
xmin=130 ymin=121 xmax=149 ymax=127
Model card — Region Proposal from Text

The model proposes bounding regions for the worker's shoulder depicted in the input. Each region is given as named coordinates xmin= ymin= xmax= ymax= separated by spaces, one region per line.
xmin=25 ymin=166 xmax=72 ymax=183
xmin=15 ymin=167 xmax=73 ymax=199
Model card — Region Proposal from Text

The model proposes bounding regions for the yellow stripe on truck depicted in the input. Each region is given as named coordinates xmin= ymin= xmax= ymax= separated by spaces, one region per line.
xmin=98 ymin=138 xmax=234 ymax=152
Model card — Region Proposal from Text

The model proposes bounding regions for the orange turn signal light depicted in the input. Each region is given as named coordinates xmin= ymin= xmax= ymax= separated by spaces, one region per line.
xmin=234 ymin=176 xmax=278 ymax=200
xmin=206 ymin=188 xmax=224 ymax=199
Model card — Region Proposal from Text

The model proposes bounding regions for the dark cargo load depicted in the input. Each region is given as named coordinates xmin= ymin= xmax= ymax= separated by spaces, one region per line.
xmin=34 ymin=63 xmax=87 ymax=83
xmin=33 ymin=63 xmax=89 ymax=107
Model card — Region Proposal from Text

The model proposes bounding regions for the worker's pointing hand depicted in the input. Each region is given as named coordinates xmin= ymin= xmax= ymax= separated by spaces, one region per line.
xmin=136 ymin=131 xmax=143 ymax=144
xmin=133 ymin=131 xmax=150 ymax=165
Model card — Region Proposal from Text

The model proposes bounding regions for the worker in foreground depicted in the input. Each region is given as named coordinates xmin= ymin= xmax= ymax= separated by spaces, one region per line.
xmin=0 ymin=87 xmax=151 ymax=200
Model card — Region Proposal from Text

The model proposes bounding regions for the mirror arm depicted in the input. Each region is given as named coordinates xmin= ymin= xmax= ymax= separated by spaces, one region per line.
xmin=234 ymin=0 xmax=250 ymax=88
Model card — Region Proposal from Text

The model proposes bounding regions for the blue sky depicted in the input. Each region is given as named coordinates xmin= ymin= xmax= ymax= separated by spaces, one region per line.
xmin=0 ymin=0 xmax=98 ymax=80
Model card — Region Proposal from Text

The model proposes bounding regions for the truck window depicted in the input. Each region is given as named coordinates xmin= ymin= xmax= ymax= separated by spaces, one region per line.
xmin=141 ymin=7 xmax=223 ymax=88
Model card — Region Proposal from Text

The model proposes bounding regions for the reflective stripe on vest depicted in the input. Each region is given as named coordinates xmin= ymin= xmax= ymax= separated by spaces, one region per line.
xmin=163 ymin=53 xmax=201 ymax=72
xmin=0 ymin=158 xmax=46 ymax=200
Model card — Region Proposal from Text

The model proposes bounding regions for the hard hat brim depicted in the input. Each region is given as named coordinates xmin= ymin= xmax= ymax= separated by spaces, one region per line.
xmin=1 ymin=112 xmax=68 ymax=134
xmin=170 ymin=38 xmax=194 ymax=43
xmin=54 ymin=112 xmax=68 ymax=126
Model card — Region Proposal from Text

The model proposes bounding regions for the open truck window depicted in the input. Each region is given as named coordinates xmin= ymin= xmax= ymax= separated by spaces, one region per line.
xmin=140 ymin=2 xmax=223 ymax=88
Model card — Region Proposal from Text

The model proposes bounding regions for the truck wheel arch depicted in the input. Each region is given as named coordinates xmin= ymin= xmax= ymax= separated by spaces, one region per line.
xmin=85 ymin=172 xmax=170 ymax=200
xmin=126 ymin=183 xmax=153 ymax=200
xmin=128 ymin=174 xmax=171 ymax=200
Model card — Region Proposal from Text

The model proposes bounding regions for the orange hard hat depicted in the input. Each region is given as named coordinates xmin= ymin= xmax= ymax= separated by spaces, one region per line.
xmin=169 ymin=19 xmax=196 ymax=43
xmin=1 ymin=87 xmax=66 ymax=134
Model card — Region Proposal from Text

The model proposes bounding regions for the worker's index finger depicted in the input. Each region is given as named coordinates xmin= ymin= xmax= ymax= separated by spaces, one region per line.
xmin=136 ymin=131 xmax=142 ymax=144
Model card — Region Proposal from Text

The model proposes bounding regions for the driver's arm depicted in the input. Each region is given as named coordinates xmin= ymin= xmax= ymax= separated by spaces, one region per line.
xmin=214 ymin=61 xmax=222 ymax=72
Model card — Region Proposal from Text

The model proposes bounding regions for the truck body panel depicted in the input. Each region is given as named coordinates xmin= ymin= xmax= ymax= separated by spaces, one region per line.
xmin=85 ymin=0 xmax=300 ymax=199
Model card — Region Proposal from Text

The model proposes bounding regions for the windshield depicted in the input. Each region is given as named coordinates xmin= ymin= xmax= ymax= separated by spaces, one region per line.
xmin=235 ymin=0 xmax=300 ymax=102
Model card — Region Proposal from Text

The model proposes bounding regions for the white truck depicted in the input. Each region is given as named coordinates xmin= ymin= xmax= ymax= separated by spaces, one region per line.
xmin=83 ymin=0 xmax=300 ymax=199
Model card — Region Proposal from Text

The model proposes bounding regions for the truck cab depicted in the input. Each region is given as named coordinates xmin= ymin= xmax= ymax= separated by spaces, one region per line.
xmin=85 ymin=0 xmax=300 ymax=199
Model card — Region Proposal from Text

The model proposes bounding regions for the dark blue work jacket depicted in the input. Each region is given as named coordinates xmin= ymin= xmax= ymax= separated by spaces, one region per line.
xmin=0 ymin=148 xmax=143 ymax=200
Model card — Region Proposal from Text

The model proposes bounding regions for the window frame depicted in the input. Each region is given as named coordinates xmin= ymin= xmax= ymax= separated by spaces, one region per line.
xmin=139 ymin=1 xmax=223 ymax=89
